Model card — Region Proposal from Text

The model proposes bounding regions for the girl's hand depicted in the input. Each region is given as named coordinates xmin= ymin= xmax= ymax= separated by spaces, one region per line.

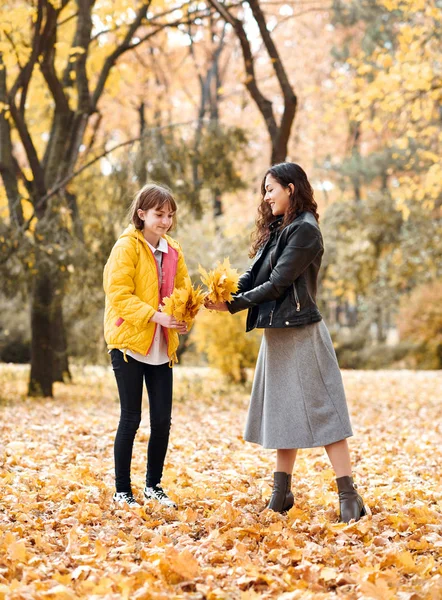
xmin=204 ymin=299 xmax=229 ymax=312
xmin=151 ymin=312 xmax=188 ymax=333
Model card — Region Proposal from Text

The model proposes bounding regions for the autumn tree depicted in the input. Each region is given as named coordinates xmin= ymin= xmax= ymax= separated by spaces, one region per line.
xmin=331 ymin=0 xmax=442 ymax=208
xmin=132 ymin=17 xmax=249 ymax=218
xmin=320 ymin=0 xmax=442 ymax=342
xmin=0 ymin=0 xmax=211 ymax=397
xmin=206 ymin=0 xmax=298 ymax=164
xmin=186 ymin=16 xmax=225 ymax=216
xmin=397 ymin=280 xmax=442 ymax=368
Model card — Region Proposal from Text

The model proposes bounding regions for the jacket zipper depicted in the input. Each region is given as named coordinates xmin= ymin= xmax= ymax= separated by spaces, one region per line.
xmin=269 ymin=310 xmax=274 ymax=326
xmin=293 ymin=282 xmax=301 ymax=312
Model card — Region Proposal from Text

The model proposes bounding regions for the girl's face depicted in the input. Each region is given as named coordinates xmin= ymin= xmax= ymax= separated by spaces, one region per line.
xmin=263 ymin=174 xmax=293 ymax=216
xmin=138 ymin=203 xmax=175 ymax=237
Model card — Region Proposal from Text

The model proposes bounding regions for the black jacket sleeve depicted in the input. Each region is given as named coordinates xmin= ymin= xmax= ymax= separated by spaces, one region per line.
xmin=236 ymin=266 xmax=254 ymax=295
xmin=232 ymin=243 xmax=268 ymax=297
xmin=227 ymin=223 xmax=322 ymax=314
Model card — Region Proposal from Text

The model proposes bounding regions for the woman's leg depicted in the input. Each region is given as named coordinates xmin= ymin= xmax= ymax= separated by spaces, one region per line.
xmin=267 ymin=449 xmax=298 ymax=513
xmin=325 ymin=438 xmax=366 ymax=522
xmin=111 ymin=350 xmax=144 ymax=493
xmin=324 ymin=439 xmax=352 ymax=477
xmin=276 ymin=449 xmax=298 ymax=474
xmin=144 ymin=362 xmax=173 ymax=488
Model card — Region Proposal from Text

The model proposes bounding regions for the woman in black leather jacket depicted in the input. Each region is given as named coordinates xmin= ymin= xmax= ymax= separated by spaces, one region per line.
xmin=205 ymin=162 xmax=366 ymax=523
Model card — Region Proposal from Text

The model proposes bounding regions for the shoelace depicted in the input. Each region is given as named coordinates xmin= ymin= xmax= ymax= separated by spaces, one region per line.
xmin=153 ymin=486 xmax=168 ymax=500
xmin=121 ymin=493 xmax=137 ymax=505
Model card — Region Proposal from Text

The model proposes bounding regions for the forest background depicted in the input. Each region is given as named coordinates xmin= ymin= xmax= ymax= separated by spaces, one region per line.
xmin=0 ymin=0 xmax=441 ymax=397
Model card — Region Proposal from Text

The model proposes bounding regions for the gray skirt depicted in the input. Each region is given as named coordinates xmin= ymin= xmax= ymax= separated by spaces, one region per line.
xmin=244 ymin=320 xmax=353 ymax=449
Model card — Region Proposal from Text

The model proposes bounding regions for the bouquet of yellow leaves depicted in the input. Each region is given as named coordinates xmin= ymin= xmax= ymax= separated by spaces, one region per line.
xmin=160 ymin=278 xmax=205 ymax=329
xmin=199 ymin=257 xmax=240 ymax=304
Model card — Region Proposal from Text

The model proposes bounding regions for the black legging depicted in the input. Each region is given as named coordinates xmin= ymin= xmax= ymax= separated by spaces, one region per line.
xmin=110 ymin=349 xmax=173 ymax=492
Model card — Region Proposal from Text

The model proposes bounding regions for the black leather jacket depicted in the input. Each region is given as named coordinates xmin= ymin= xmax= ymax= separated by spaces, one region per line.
xmin=228 ymin=211 xmax=324 ymax=331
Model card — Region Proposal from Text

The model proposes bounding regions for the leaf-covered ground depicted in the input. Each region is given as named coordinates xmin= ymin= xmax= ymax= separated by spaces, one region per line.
xmin=0 ymin=366 xmax=441 ymax=599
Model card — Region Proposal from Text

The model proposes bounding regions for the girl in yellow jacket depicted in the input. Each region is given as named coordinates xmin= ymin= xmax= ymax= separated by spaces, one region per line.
xmin=103 ymin=183 xmax=189 ymax=508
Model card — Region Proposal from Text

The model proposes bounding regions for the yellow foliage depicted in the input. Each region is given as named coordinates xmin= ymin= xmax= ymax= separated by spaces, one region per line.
xmin=199 ymin=257 xmax=240 ymax=303
xmin=397 ymin=280 xmax=442 ymax=368
xmin=193 ymin=310 xmax=261 ymax=382
xmin=161 ymin=278 xmax=205 ymax=330
xmin=333 ymin=0 xmax=442 ymax=209
xmin=159 ymin=548 xmax=200 ymax=584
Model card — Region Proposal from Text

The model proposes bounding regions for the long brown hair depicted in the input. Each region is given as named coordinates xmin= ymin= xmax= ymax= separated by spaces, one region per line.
xmin=250 ymin=162 xmax=319 ymax=257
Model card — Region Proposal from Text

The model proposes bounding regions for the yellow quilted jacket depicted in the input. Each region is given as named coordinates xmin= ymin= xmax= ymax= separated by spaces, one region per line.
xmin=103 ymin=225 xmax=189 ymax=364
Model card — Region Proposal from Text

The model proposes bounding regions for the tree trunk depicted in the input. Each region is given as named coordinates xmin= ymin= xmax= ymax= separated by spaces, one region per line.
xmin=135 ymin=102 xmax=148 ymax=184
xmin=271 ymin=142 xmax=290 ymax=166
xmin=209 ymin=24 xmax=225 ymax=218
xmin=374 ymin=304 xmax=385 ymax=343
xmin=28 ymin=268 xmax=55 ymax=397
xmin=349 ymin=121 xmax=362 ymax=203
xmin=0 ymin=55 xmax=24 ymax=226
xmin=213 ymin=188 xmax=222 ymax=218
xmin=7 ymin=1 xmax=194 ymax=397
xmin=52 ymin=295 xmax=72 ymax=383
xmin=209 ymin=0 xmax=297 ymax=166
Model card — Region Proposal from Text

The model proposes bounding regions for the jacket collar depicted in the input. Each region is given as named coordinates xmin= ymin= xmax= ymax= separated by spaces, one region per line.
xmin=269 ymin=211 xmax=307 ymax=233
xmin=269 ymin=216 xmax=284 ymax=232
xmin=143 ymin=236 xmax=169 ymax=254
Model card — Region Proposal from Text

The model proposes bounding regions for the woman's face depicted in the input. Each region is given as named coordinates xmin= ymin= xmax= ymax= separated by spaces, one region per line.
xmin=263 ymin=174 xmax=293 ymax=216
xmin=138 ymin=203 xmax=175 ymax=237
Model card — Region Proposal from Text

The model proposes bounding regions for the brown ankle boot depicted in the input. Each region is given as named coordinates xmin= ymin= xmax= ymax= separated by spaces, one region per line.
xmin=267 ymin=472 xmax=294 ymax=513
xmin=336 ymin=476 xmax=367 ymax=523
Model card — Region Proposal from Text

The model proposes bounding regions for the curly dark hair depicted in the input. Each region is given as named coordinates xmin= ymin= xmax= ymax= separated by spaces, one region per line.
xmin=250 ymin=162 xmax=320 ymax=257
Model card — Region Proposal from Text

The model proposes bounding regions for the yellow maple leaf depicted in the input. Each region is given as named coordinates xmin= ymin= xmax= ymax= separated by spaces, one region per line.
xmin=7 ymin=540 xmax=27 ymax=563
xmin=199 ymin=257 xmax=240 ymax=303
xmin=161 ymin=279 xmax=205 ymax=329
xmin=159 ymin=547 xmax=200 ymax=584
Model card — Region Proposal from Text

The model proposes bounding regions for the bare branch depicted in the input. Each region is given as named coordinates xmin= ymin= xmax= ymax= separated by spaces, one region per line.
xmin=3 ymin=31 xmax=23 ymax=71
xmin=208 ymin=0 xmax=278 ymax=143
xmin=9 ymin=0 xmax=44 ymax=115
xmin=0 ymin=55 xmax=24 ymax=226
xmin=6 ymin=2 xmax=47 ymax=205
xmin=91 ymin=2 xmax=152 ymax=108
xmin=90 ymin=0 xmax=206 ymax=42
xmin=247 ymin=0 xmax=295 ymax=103
xmin=21 ymin=119 xmax=207 ymax=227
xmin=58 ymin=10 xmax=79 ymax=27
xmin=80 ymin=112 xmax=102 ymax=165
xmin=39 ymin=1 xmax=70 ymax=113
xmin=73 ymin=0 xmax=94 ymax=112
xmin=91 ymin=3 xmax=214 ymax=108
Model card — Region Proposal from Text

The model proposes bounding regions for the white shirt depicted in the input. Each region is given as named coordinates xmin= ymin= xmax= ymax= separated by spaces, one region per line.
xmin=121 ymin=236 xmax=170 ymax=365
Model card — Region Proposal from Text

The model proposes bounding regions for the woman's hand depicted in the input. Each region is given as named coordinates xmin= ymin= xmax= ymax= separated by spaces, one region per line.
xmin=204 ymin=299 xmax=229 ymax=312
xmin=151 ymin=311 xmax=188 ymax=334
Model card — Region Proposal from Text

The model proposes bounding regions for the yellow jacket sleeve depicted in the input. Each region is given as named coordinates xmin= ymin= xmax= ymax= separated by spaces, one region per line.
xmin=104 ymin=243 xmax=156 ymax=329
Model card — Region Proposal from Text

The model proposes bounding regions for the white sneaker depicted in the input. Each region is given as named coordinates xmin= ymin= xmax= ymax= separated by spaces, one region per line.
xmin=113 ymin=492 xmax=140 ymax=508
xmin=144 ymin=485 xmax=177 ymax=509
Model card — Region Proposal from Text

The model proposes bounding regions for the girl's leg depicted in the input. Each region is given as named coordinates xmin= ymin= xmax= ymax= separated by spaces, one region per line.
xmin=324 ymin=439 xmax=352 ymax=477
xmin=276 ymin=449 xmax=298 ymax=474
xmin=144 ymin=362 xmax=173 ymax=487
xmin=111 ymin=350 xmax=144 ymax=493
